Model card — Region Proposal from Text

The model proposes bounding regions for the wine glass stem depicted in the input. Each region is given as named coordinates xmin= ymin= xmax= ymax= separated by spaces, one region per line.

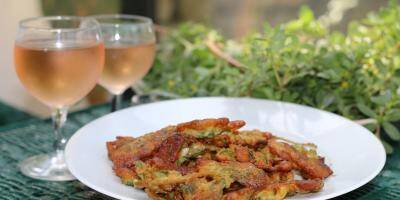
xmin=52 ymin=107 xmax=68 ymax=155
xmin=111 ymin=94 xmax=122 ymax=112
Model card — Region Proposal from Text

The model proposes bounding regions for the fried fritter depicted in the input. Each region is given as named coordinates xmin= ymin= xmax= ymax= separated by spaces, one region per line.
xmin=148 ymin=134 xmax=186 ymax=170
xmin=268 ymin=139 xmax=333 ymax=179
xmin=177 ymin=118 xmax=245 ymax=138
xmin=106 ymin=118 xmax=333 ymax=200
xmin=222 ymin=179 xmax=323 ymax=200
xmin=230 ymin=130 xmax=272 ymax=147
xmin=253 ymin=179 xmax=324 ymax=200
xmin=223 ymin=187 xmax=255 ymax=200
xmin=107 ymin=125 xmax=176 ymax=168
xmin=197 ymin=159 xmax=268 ymax=189
xmin=180 ymin=178 xmax=225 ymax=200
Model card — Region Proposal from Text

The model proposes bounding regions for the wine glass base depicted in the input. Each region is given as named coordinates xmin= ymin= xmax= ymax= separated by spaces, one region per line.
xmin=19 ymin=151 xmax=75 ymax=181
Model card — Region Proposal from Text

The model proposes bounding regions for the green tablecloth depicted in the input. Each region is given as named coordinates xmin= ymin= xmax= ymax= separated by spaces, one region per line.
xmin=0 ymin=102 xmax=399 ymax=199
xmin=0 ymin=102 xmax=33 ymax=126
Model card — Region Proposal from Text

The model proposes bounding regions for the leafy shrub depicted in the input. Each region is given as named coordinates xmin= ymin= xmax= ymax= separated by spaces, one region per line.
xmin=144 ymin=1 xmax=400 ymax=153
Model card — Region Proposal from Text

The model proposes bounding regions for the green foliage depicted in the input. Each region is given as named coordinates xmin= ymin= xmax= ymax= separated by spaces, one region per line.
xmin=144 ymin=1 xmax=400 ymax=153
xmin=42 ymin=0 xmax=121 ymax=16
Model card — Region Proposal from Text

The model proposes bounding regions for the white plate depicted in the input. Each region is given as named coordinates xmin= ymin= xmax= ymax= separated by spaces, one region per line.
xmin=65 ymin=97 xmax=386 ymax=200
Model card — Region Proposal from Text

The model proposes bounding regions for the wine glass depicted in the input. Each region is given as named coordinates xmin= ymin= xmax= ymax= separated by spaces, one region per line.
xmin=14 ymin=16 xmax=104 ymax=181
xmin=92 ymin=14 xmax=156 ymax=111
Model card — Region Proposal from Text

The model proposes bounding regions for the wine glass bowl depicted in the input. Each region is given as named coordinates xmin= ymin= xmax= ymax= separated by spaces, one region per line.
xmin=92 ymin=14 xmax=156 ymax=111
xmin=14 ymin=16 xmax=104 ymax=181
xmin=15 ymin=16 xmax=104 ymax=108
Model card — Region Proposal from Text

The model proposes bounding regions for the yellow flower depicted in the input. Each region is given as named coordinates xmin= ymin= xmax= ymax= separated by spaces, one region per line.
xmin=191 ymin=85 xmax=198 ymax=92
xmin=341 ymin=81 xmax=349 ymax=89
xmin=168 ymin=80 xmax=176 ymax=88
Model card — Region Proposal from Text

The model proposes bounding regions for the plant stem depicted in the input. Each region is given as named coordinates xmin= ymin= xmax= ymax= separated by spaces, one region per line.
xmin=375 ymin=124 xmax=381 ymax=138
xmin=354 ymin=118 xmax=378 ymax=125
xmin=272 ymin=65 xmax=282 ymax=88
xmin=205 ymin=35 xmax=246 ymax=71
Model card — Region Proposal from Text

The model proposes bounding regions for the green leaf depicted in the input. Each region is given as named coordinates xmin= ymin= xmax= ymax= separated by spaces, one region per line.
xmin=364 ymin=123 xmax=377 ymax=132
xmin=382 ymin=122 xmax=400 ymax=141
xmin=299 ymin=6 xmax=314 ymax=23
xmin=371 ymin=91 xmax=391 ymax=106
xmin=321 ymin=94 xmax=335 ymax=109
xmin=381 ymin=140 xmax=393 ymax=154
xmin=356 ymin=103 xmax=376 ymax=118
xmin=385 ymin=110 xmax=400 ymax=122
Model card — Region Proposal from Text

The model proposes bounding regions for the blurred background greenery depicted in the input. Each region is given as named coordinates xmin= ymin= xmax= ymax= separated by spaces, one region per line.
xmin=0 ymin=0 xmax=392 ymax=120
xmin=40 ymin=0 xmax=388 ymax=37
xmin=42 ymin=0 xmax=121 ymax=16
xmin=35 ymin=0 xmax=391 ymax=107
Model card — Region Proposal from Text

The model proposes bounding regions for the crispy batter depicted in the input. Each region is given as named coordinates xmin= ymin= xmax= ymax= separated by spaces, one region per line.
xmin=148 ymin=134 xmax=186 ymax=170
xmin=253 ymin=179 xmax=324 ymax=199
xmin=230 ymin=130 xmax=272 ymax=147
xmin=222 ymin=187 xmax=255 ymax=200
xmin=106 ymin=136 xmax=135 ymax=153
xmin=222 ymin=179 xmax=322 ymax=200
xmin=177 ymin=118 xmax=245 ymax=133
xmin=197 ymin=160 xmax=268 ymax=189
xmin=268 ymin=160 xmax=294 ymax=172
xmin=233 ymin=145 xmax=251 ymax=162
xmin=268 ymin=171 xmax=295 ymax=183
xmin=180 ymin=178 xmax=225 ymax=200
xmin=107 ymin=118 xmax=333 ymax=200
xmin=215 ymin=148 xmax=236 ymax=161
xmin=268 ymin=139 xmax=333 ymax=179
xmin=107 ymin=126 xmax=176 ymax=168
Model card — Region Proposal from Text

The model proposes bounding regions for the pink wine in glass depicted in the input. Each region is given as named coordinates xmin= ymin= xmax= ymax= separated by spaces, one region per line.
xmin=99 ymin=42 xmax=155 ymax=95
xmin=14 ymin=41 xmax=104 ymax=108
xmin=14 ymin=16 xmax=104 ymax=181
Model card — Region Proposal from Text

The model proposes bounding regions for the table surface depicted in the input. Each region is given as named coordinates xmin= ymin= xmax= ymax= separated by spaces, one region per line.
xmin=0 ymin=102 xmax=32 ymax=126
xmin=0 ymin=101 xmax=399 ymax=200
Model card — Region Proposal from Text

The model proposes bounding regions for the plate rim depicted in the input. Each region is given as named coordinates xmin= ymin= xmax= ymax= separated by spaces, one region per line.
xmin=65 ymin=96 xmax=386 ymax=200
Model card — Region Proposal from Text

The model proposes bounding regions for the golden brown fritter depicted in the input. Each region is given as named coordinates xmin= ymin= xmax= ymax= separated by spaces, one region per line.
xmin=107 ymin=125 xmax=176 ymax=168
xmin=268 ymin=139 xmax=333 ymax=179
xmin=222 ymin=179 xmax=323 ymax=200
xmin=106 ymin=118 xmax=333 ymax=200
xmin=196 ymin=160 xmax=268 ymax=189
xmin=223 ymin=187 xmax=255 ymax=200
xmin=253 ymin=179 xmax=324 ymax=199
xmin=177 ymin=118 xmax=245 ymax=138
xmin=180 ymin=178 xmax=225 ymax=200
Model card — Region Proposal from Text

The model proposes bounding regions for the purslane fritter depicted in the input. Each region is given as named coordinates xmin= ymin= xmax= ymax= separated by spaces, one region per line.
xmin=107 ymin=118 xmax=333 ymax=200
